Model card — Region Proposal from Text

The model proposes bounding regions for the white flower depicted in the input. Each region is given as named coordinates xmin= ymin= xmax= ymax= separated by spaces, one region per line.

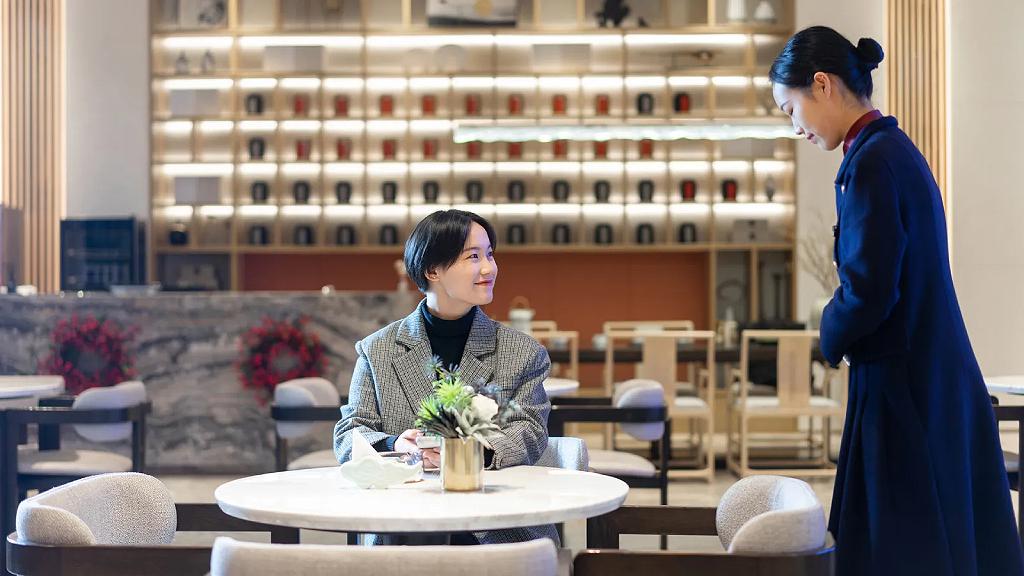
xmin=471 ymin=395 xmax=499 ymax=422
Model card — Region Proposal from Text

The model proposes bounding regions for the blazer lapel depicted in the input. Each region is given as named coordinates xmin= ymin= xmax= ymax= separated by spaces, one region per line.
xmin=457 ymin=307 xmax=496 ymax=387
xmin=392 ymin=301 xmax=439 ymax=415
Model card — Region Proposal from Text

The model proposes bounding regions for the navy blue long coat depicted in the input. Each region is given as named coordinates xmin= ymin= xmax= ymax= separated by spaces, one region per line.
xmin=822 ymin=115 xmax=1024 ymax=576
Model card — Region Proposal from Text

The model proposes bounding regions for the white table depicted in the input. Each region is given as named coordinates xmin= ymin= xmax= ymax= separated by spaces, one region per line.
xmin=215 ymin=465 xmax=629 ymax=533
xmin=0 ymin=376 xmax=64 ymax=407
xmin=543 ymin=377 xmax=580 ymax=398
xmin=986 ymin=376 xmax=1024 ymax=396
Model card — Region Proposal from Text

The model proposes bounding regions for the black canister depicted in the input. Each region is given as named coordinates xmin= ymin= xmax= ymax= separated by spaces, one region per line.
xmin=679 ymin=223 xmax=697 ymax=243
xmin=552 ymin=180 xmax=571 ymax=202
xmin=423 ymin=180 xmax=440 ymax=203
xmin=551 ymin=223 xmax=571 ymax=244
xmin=594 ymin=180 xmax=611 ymax=203
xmin=466 ymin=180 xmax=484 ymax=203
xmin=507 ymin=224 xmax=526 ymax=245
xmin=379 ymin=225 xmax=399 ymax=245
xmin=638 ymin=180 xmax=655 ymax=203
xmin=294 ymin=225 xmax=314 ymax=246
xmin=595 ymin=224 xmax=613 ymax=245
xmin=293 ymin=181 xmax=311 ymax=204
xmin=245 ymin=93 xmax=264 ymax=115
xmin=248 ymin=137 xmax=266 ymax=160
xmin=168 ymin=224 xmax=188 ymax=246
xmin=382 ymin=181 xmax=398 ymax=204
xmin=636 ymin=93 xmax=655 ymax=115
xmin=636 ymin=223 xmax=655 ymax=244
xmin=251 ymin=181 xmax=270 ymax=204
xmin=507 ymin=180 xmax=525 ymax=202
xmin=335 ymin=181 xmax=352 ymax=204
xmin=336 ymin=225 xmax=356 ymax=246
xmin=249 ymin=225 xmax=269 ymax=245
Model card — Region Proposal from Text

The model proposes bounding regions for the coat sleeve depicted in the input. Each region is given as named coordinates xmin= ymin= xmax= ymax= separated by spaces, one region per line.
xmin=333 ymin=339 xmax=391 ymax=463
xmin=820 ymin=155 xmax=908 ymax=365
xmin=487 ymin=341 xmax=552 ymax=470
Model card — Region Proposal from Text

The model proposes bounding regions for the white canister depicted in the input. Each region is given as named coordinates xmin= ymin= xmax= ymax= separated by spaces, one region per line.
xmin=508 ymin=308 xmax=534 ymax=333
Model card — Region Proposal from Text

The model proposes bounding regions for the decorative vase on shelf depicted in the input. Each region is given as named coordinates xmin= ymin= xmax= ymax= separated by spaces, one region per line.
xmin=200 ymin=50 xmax=215 ymax=73
xmin=726 ymin=0 xmax=748 ymax=22
xmin=441 ymin=437 xmax=484 ymax=492
xmin=175 ymin=51 xmax=189 ymax=74
xmin=752 ymin=0 xmax=777 ymax=23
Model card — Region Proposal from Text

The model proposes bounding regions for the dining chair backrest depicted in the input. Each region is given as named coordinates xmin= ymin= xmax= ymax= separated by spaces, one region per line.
xmin=739 ymin=330 xmax=814 ymax=409
xmin=535 ymin=437 xmax=588 ymax=471
xmin=274 ymin=377 xmax=341 ymax=439
xmin=612 ymin=379 xmax=665 ymax=441
xmin=716 ymin=475 xmax=827 ymax=554
xmin=71 ymin=381 xmax=148 ymax=442
xmin=210 ymin=536 xmax=558 ymax=576
xmin=16 ymin=472 xmax=176 ymax=547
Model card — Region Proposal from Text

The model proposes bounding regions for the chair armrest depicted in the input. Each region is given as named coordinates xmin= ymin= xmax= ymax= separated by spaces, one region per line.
xmin=7 ymin=535 xmax=214 ymax=576
xmin=5 ymin=405 xmax=145 ymax=426
xmin=585 ymin=505 xmax=718 ymax=548
xmin=550 ymin=396 xmax=612 ymax=406
xmin=994 ymin=405 xmax=1024 ymax=422
xmin=548 ymin=406 xmax=667 ymax=436
xmin=270 ymin=405 xmax=342 ymax=422
xmin=174 ymin=503 xmax=299 ymax=544
xmin=37 ymin=395 xmax=76 ymax=408
xmin=573 ymin=547 xmax=835 ymax=575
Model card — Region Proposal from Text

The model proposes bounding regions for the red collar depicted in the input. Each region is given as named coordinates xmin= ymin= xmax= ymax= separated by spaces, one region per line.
xmin=843 ymin=110 xmax=884 ymax=155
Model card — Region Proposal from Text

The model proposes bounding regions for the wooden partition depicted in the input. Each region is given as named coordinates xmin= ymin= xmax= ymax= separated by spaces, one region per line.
xmin=1 ymin=0 xmax=64 ymax=293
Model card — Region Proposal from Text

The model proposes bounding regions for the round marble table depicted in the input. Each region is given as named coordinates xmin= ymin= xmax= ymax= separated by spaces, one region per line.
xmin=0 ymin=376 xmax=63 ymax=406
xmin=543 ymin=377 xmax=580 ymax=398
xmin=986 ymin=376 xmax=1024 ymax=395
xmin=215 ymin=465 xmax=629 ymax=533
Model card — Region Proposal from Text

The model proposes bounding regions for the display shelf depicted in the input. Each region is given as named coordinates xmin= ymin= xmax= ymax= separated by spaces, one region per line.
xmin=150 ymin=0 xmax=798 ymax=324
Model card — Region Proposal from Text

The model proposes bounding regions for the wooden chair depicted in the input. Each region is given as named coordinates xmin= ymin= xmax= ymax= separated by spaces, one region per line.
xmin=575 ymin=476 xmax=835 ymax=576
xmin=727 ymin=331 xmax=847 ymax=478
xmin=6 ymin=472 xmax=298 ymax=576
xmin=602 ymin=327 xmax=716 ymax=482
xmin=271 ymin=378 xmax=346 ymax=472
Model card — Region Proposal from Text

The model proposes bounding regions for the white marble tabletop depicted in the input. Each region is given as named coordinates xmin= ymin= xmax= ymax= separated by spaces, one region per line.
xmin=543 ymin=377 xmax=580 ymax=398
xmin=0 ymin=376 xmax=64 ymax=400
xmin=986 ymin=376 xmax=1024 ymax=395
xmin=215 ymin=465 xmax=629 ymax=533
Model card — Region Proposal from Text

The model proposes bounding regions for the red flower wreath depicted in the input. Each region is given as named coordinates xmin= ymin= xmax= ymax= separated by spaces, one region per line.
xmin=39 ymin=315 xmax=140 ymax=395
xmin=235 ymin=316 xmax=327 ymax=405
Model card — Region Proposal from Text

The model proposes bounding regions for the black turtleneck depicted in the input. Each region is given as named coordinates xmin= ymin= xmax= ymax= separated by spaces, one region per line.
xmin=422 ymin=305 xmax=476 ymax=371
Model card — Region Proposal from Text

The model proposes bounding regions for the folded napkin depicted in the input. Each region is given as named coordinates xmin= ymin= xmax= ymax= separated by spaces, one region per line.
xmin=351 ymin=428 xmax=382 ymax=462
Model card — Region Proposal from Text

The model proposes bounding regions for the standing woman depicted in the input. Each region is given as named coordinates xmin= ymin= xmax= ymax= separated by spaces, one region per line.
xmin=770 ymin=26 xmax=1023 ymax=576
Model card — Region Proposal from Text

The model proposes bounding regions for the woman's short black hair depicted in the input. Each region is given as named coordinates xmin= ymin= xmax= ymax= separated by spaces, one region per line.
xmin=404 ymin=209 xmax=497 ymax=293
xmin=769 ymin=26 xmax=884 ymax=100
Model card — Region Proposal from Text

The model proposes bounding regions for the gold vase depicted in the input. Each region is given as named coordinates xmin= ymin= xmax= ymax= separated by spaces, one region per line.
xmin=440 ymin=437 xmax=484 ymax=491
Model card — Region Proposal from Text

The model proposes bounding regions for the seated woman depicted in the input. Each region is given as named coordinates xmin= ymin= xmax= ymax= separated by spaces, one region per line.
xmin=334 ymin=209 xmax=556 ymax=545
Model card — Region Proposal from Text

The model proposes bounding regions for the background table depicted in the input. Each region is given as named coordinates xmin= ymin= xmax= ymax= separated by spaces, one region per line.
xmin=543 ymin=378 xmax=580 ymax=398
xmin=987 ymin=376 xmax=1024 ymax=545
xmin=548 ymin=344 xmax=827 ymax=365
xmin=0 ymin=376 xmax=63 ymax=404
xmin=215 ymin=465 xmax=628 ymax=534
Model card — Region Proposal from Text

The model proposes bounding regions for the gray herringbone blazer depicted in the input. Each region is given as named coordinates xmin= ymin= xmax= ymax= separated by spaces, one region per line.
xmin=333 ymin=299 xmax=558 ymax=545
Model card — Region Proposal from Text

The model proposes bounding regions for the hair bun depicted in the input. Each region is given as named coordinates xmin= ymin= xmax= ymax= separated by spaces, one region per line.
xmin=856 ymin=37 xmax=884 ymax=68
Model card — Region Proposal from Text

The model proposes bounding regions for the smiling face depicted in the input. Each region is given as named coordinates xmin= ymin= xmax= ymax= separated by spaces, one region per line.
xmin=430 ymin=222 xmax=497 ymax=309
xmin=772 ymin=72 xmax=848 ymax=152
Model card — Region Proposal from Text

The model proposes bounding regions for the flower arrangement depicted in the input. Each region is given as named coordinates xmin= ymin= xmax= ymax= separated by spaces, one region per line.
xmin=39 ymin=315 xmax=139 ymax=395
xmin=415 ymin=358 xmax=521 ymax=449
xmin=235 ymin=317 xmax=327 ymax=405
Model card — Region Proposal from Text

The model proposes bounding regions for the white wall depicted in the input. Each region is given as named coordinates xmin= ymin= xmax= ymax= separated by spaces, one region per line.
xmin=949 ymin=0 xmax=1024 ymax=377
xmin=792 ymin=0 xmax=887 ymax=322
xmin=65 ymin=0 xmax=149 ymax=219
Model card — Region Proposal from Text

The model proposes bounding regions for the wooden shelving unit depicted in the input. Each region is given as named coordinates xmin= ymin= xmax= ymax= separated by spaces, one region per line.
xmin=149 ymin=0 xmax=798 ymax=327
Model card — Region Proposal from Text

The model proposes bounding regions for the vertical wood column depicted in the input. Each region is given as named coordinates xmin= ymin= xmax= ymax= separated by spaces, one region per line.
xmin=1 ymin=0 xmax=64 ymax=292
xmin=887 ymin=0 xmax=948 ymax=204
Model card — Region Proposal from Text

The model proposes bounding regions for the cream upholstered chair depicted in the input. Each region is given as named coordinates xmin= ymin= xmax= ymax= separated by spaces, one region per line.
xmin=271 ymin=377 xmax=344 ymax=471
xmin=7 ymin=472 xmax=297 ymax=576
xmin=575 ymin=475 xmax=833 ymax=576
xmin=210 ymin=537 xmax=559 ymax=576
xmin=727 ymin=330 xmax=847 ymax=478
xmin=535 ymin=437 xmax=588 ymax=472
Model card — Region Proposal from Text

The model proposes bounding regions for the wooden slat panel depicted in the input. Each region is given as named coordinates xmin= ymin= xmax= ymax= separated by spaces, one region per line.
xmin=1 ymin=0 xmax=64 ymax=291
xmin=886 ymin=0 xmax=947 ymax=205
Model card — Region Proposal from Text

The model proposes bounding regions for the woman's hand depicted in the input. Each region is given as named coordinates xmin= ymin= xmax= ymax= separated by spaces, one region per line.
xmin=421 ymin=448 xmax=441 ymax=469
xmin=393 ymin=429 xmax=423 ymax=454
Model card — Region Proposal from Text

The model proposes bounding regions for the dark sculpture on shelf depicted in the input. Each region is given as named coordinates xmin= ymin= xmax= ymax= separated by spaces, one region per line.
xmin=595 ymin=0 xmax=630 ymax=27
